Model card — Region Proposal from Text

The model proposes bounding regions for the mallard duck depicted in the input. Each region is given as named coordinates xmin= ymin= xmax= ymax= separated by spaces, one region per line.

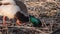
xmin=0 ymin=0 xmax=29 ymax=26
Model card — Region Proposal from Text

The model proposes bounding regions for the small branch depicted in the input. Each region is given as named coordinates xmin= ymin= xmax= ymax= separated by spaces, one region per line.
xmin=8 ymin=26 xmax=48 ymax=34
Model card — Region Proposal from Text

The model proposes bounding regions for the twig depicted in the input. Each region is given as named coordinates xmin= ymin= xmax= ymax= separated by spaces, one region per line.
xmin=8 ymin=26 xmax=49 ymax=34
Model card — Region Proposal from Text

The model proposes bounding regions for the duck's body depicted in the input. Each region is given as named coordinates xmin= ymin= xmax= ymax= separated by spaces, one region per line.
xmin=0 ymin=0 xmax=17 ymax=18
xmin=0 ymin=5 xmax=20 ymax=19
xmin=0 ymin=0 xmax=29 ymax=26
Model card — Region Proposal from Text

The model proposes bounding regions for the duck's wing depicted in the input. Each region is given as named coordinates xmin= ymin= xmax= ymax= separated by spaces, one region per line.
xmin=14 ymin=0 xmax=28 ymax=16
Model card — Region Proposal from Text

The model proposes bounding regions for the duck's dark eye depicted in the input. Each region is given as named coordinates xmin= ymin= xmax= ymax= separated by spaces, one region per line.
xmin=3 ymin=3 xmax=10 ymax=5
